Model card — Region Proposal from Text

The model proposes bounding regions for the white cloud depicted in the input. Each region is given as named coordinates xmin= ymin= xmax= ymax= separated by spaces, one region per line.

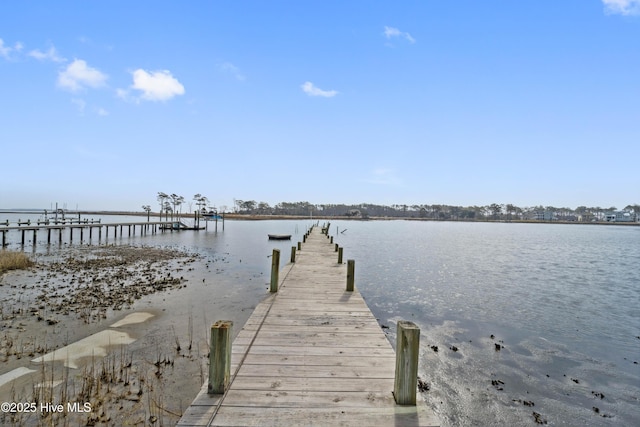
xmin=58 ymin=59 xmax=108 ymax=92
xmin=301 ymin=81 xmax=338 ymax=98
xmin=29 ymin=45 xmax=65 ymax=63
xmin=0 ymin=38 xmax=23 ymax=60
xmin=219 ymin=62 xmax=245 ymax=81
xmin=383 ymin=26 xmax=415 ymax=44
xmin=130 ymin=69 xmax=185 ymax=101
xmin=602 ymin=0 xmax=640 ymax=15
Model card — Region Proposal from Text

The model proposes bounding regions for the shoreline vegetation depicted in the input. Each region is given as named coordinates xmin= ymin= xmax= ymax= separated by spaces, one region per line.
xmin=0 ymin=244 xmax=209 ymax=425
xmin=1 ymin=210 xmax=638 ymax=226
xmin=0 ymin=250 xmax=34 ymax=274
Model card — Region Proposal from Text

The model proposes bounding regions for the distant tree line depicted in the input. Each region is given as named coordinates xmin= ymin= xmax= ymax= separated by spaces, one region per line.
xmin=231 ymin=200 xmax=640 ymax=222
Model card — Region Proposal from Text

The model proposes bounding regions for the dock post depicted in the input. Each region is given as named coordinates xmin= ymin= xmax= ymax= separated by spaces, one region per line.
xmin=346 ymin=260 xmax=355 ymax=291
xmin=394 ymin=321 xmax=420 ymax=405
xmin=58 ymin=229 xmax=62 ymax=244
xmin=335 ymin=243 xmax=338 ymax=252
xmin=290 ymin=246 xmax=296 ymax=263
xmin=297 ymin=242 xmax=301 ymax=251
xmin=21 ymin=230 xmax=25 ymax=245
xmin=80 ymin=227 xmax=84 ymax=242
xmin=32 ymin=230 xmax=37 ymax=245
xmin=270 ymin=249 xmax=280 ymax=293
xmin=303 ymin=234 xmax=306 ymax=243
xmin=338 ymin=247 xmax=343 ymax=264
xmin=208 ymin=320 xmax=233 ymax=394
xmin=2 ymin=231 xmax=6 ymax=246
xmin=330 ymin=236 xmax=333 ymax=244
xmin=69 ymin=228 xmax=73 ymax=243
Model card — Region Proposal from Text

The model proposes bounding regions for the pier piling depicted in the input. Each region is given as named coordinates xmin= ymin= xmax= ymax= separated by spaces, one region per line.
xmin=208 ymin=321 xmax=233 ymax=394
xmin=270 ymin=249 xmax=280 ymax=293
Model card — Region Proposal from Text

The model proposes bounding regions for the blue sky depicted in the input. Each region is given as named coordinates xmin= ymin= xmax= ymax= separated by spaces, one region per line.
xmin=1 ymin=1 xmax=638 ymax=212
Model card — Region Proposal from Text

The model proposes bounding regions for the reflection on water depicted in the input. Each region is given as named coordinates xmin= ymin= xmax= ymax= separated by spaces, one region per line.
xmin=336 ymin=220 xmax=639 ymax=427
xmin=1 ymin=215 xmax=638 ymax=426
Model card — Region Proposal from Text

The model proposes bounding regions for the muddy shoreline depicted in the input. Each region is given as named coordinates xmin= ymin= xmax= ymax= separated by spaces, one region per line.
xmin=0 ymin=244 xmax=262 ymax=426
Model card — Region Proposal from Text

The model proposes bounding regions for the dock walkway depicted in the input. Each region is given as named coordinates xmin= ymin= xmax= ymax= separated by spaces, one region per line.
xmin=178 ymin=227 xmax=439 ymax=426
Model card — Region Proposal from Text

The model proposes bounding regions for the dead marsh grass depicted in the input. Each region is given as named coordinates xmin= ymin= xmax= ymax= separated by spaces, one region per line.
xmin=0 ymin=250 xmax=34 ymax=274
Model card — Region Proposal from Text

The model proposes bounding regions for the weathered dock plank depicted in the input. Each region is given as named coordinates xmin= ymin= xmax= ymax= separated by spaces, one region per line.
xmin=177 ymin=227 xmax=439 ymax=427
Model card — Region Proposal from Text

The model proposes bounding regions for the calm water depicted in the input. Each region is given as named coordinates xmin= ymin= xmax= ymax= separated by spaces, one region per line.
xmin=1 ymin=215 xmax=639 ymax=426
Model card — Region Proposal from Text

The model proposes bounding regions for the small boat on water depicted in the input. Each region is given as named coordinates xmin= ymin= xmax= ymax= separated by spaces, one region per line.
xmin=268 ymin=234 xmax=291 ymax=240
xmin=202 ymin=210 xmax=223 ymax=220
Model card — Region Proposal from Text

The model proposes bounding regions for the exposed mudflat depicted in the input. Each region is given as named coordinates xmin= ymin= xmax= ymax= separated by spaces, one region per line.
xmin=0 ymin=244 xmax=261 ymax=426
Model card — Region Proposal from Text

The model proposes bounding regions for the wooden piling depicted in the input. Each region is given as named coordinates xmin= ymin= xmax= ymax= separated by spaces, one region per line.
xmin=297 ymin=241 xmax=301 ymax=251
xmin=270 ymin=249 xmax=280 ymax=293
xmin=394 ymin=321 xmax=420 ymax=405
xmin=290 ymin=246 xmax=296 ymax=263
xmin=338 ymin=247 xmax=343 ymax=264
xmin=208 ymin=320 xmax=233 ymax=394
xmin=346 ymin=259 xmax=355 ymax=291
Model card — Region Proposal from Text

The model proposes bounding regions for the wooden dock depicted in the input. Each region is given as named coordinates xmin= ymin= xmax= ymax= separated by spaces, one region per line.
xmin=178 ymin=227 xmax=439 ymax=426
xmin=0 ymin=221 xmax=201 ymax=247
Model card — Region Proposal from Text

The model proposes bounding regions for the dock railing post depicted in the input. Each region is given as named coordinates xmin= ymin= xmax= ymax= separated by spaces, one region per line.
xmin=208 ymin=320 xmax=233 ymax=394
xmin=338 ymin=247 xmax=343 ymax=264
xmin=346 ymin=259 xmax=355 ymax=292
xmin=270 ymin=249 xmax=280 ymax=293
xmin=290 ymin=246 xmax=296 ymax=263
xmin=394 ymin=321 xmax=420 ymax=405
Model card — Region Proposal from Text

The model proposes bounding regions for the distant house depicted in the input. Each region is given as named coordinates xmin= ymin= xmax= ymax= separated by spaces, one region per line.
xmin=605 ymin=211 xmax=636 ymax=222
xmin=530 ymin=211 xmax=555 ymax=221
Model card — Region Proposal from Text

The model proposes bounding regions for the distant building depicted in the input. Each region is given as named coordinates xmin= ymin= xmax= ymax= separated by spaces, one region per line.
xmin=530 ymin=211 xmax=555 ymax=221
xmin=605 ymin=211 xmax=636 ymax=222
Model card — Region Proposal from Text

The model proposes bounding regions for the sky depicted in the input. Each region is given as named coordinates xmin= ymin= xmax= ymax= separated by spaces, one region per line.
xmin=1 ymin=0 xmax=638 ymax=212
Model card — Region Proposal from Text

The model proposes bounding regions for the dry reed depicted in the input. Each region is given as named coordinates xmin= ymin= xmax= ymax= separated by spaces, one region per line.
xmin=0 ymin=250 xmax=34 ymax=274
